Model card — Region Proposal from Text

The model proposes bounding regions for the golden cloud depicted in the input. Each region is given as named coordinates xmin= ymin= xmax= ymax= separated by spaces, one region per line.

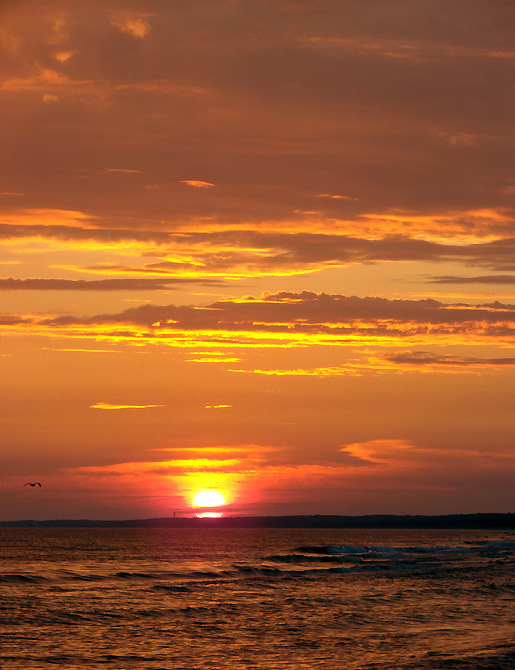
xmin=110 ymin=13 xmax=152 ymax=39
xmin=90 ymin=402 xmax=164 ymax=410
xmin=180 ymin=180 xmax=215 ymax=189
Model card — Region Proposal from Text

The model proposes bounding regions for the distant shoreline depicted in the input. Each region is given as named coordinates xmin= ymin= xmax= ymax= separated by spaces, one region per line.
xmin=1 ymin=513 xmax=513 ymax=529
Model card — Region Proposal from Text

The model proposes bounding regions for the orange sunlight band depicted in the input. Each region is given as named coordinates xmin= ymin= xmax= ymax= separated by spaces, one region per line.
xmin=62 ymin=439 xmax=515 ymax=510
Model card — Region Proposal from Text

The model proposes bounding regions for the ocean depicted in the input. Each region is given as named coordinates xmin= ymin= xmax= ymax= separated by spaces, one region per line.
xmin=1 ymin=527 xmax=514 ymax=669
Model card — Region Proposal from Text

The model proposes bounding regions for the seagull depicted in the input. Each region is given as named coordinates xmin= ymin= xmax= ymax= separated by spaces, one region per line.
xmin=24 ymin=482 xmax=42 ymax=487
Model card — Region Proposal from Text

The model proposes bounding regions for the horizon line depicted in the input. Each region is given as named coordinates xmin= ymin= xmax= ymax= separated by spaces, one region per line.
xmin=1 ymin=512 xmax=513 ymax=529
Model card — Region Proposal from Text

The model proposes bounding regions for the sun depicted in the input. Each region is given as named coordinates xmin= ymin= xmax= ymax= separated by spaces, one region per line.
xmin=192 ymin=490 xmax=226 ymax=508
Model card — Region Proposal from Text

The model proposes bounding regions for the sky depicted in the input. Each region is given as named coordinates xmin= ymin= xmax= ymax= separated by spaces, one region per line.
xmin=1 ymin=0 xmax=514 ymax=520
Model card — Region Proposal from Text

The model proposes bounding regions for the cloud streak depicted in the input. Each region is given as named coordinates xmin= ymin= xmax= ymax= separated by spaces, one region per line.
xmin=383 ymin=351 xmax=515 ymax=369
xmin=3 ymin=221 xmax=514 ymax=279
xmin=0 ymin=277 xmax=221 ymax=291
xmin=180 ymin=180 xmax=215 ymax=189
xmin=90 ymin=403 xmax=164 ymax=410
xmin=429 ymin=274 xmax=515 ymax=285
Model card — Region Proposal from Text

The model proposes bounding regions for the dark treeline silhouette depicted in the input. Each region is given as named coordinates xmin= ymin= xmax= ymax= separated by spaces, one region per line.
xmin=1 ymin=513 xmax=513 ymax=529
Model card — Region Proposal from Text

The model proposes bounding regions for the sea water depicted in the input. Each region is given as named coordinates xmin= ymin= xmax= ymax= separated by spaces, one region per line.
xmin=1 ymin=528 xmax=514 ymax=669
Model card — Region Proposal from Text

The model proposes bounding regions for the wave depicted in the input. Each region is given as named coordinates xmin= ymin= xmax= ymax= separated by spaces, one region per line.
xmin=62 ymin=572 xmax=105 ymax=582
xmin=234 ymin=565 xmax=283 ymax=576
xmin=253 ymin=540 xmax=515 ymax=578
xmin=3 ymin=540 xmax=512 ymax=592
xmin=264 ymin=553 xmax=360 ymax=564
xmin=296 ymin=540 xmax=515 ymax=558
xmin=405 ymin=645 xmax=515 ymax=669
xmin=0 ymin=574 xmax=47 ymax=583
xmin=152 ymin=584 xmax=192 ymax=593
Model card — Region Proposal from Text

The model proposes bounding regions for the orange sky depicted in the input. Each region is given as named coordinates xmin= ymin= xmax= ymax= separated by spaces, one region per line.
xmin=1 ymin=0 xmax=513 ymax=520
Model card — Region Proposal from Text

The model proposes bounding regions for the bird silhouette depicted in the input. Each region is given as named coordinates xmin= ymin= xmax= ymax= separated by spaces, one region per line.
xmin=24 ymin=482 xmax=42 ymax=487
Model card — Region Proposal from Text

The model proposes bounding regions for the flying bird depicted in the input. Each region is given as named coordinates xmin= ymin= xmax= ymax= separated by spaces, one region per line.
xmin=24 ymin=482 xmax=42 ymax=487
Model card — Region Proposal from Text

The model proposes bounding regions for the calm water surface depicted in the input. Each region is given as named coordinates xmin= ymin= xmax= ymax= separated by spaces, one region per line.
xmin=1 ymin=528 xmax=514 ymax=669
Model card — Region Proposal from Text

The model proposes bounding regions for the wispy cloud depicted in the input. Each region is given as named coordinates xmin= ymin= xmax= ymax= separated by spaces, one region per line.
xmin=0 ymin=209 xmax=97 ymax=228
xmin=90 ymin=403 xmax=164 ymax=410
xmin=41 ymin=348 xmax=121 ymax=354
xmin=102 ymin=168 xmax=143 ymax=174
xmin=0 ymin=277 xmax=221 ymax=291
xmin=110 ymin=13 xmax=152 ymax=39
xmin=180 ymin=180 xmax=215 ymax=189
xmin=230 ymin=352 xmax=515 ymax=377
xmin=318 ymin=193 xmax=357 ymax=200
xmin=384 ymin=351 xmax=515 ymax=369
xmin=187 ymin=356 xmax=240 ymax=363
xmin=429 ymin=274 xmax=515 ymax=285
xmin=3 ymin=223 xmax=513 ymax=278
xmin=229 ymin=364 xmax=364 ymax=377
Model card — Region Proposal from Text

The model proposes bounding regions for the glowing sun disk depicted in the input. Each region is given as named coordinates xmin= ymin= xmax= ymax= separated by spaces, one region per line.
xmin=192 ymin=490 xmax=226 ymax=508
